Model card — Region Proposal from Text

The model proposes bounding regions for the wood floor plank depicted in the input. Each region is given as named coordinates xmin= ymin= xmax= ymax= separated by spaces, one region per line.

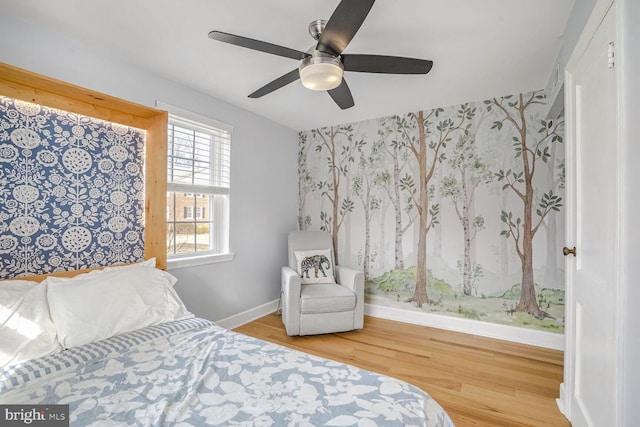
xmin=234 ymin=314 xmax=570 ymax=427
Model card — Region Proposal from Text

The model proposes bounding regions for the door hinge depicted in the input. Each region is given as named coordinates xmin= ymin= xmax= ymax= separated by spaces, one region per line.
xmin=608 ymin=42 xmax=615 ymax=69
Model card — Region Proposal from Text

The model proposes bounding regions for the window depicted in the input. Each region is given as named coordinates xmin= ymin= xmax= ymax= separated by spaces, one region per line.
xmin=183 ymin=206 xmax=205 ymax=220
xmin=183 ymin=206 xmax=193 ymax=219
xmin=159 ymin=102 xmax=232 ymax=264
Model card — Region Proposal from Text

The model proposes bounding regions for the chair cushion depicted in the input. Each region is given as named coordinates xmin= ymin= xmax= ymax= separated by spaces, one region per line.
xmin=300 ymin=284 xmax=356 ymax=314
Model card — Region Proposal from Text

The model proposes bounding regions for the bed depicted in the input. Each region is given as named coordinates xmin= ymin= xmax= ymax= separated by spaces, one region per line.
xmin=0 ymin=261 xmax=454 ymax=426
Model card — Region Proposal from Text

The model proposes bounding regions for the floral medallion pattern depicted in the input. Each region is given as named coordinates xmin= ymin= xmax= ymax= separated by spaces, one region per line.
xmin=0 ymin=96 xmax=145 ymax=278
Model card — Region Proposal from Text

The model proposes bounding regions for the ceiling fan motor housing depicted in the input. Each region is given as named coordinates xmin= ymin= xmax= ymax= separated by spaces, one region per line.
xmin=308 ymin=19 xmax=327 ymax=41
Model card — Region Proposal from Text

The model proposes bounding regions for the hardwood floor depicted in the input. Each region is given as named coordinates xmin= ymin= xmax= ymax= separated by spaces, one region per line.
xmin=234 ymin=314 xmax=570 ymax=427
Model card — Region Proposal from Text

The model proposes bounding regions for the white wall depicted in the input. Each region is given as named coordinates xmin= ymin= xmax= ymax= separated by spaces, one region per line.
xmin=561 ymin=0 xmax=599 ymax=71
xmin=0 ymin=13 xmax=299 ymax=322
xmin=544 ymin=0 xmax=598 ymax=118
xmin=619 ymin=0 xmax=640 ymax=424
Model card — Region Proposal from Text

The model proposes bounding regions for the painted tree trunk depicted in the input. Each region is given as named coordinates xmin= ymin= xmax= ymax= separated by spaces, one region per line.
xmin=514 ymin=99 xmax=543 ymax=316
xmin=516 ymin=205 xmax=541 ymax=316
xmin=542 ymin=215 xmax=557 ymax=288
xmin=542 ymin=140 xmax=558 ymax=288
xmin=392 ymin=152 xmax=404 ymax=269
xmin=329 ymin=129 xmax=341 ymax=264
xmin=413 ymin=191 xmax=429 ymax=306
xmin=378 ymin=201 xmax=387 ymax=269
xmin=364 ymin=197 xmax=371 ymax=280
xmin=500 ymin=191 xmax=510 ymax=275
xmin=298 ymin=190 xmax=305 ymax=230
xmin=462 ymin=214 xmax=472 ymax=296
xmin=468 ymin=198 xmax=477 ymax=267
xmin=433 ymin=164 xmax=444 ymax=257
xmin=458 ymin=167 xmax=472 ymax=296
xmin=363 ymin=241 xmax=371 ymax=279
xmin=410 ymin=111 xmax=430 ymax=307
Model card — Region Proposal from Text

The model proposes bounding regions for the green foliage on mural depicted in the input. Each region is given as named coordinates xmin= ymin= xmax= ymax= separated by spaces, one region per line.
xmin=432 ymin=277 xmax=455 ymax=296
xmin=367 ymin=266 xmax=416 ymax=294
xmin=365 ymin=268 xmax=565 ymax=333
xmin=455 ymin=306 xmax=484 ymax=320
xmin=499 ymin=283 xmax=565 ymax=305
xmin=367 ymin=267 xmax=455 ymax=297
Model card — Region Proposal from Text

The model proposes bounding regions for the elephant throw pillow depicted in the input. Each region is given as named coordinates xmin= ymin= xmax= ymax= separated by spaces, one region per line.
xmin=294 ymin=249 xmax=335 ymax=284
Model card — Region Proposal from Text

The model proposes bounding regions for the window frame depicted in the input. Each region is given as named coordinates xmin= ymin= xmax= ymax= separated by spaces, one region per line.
xmin=157 ymin=101 xmax=235 ymax=269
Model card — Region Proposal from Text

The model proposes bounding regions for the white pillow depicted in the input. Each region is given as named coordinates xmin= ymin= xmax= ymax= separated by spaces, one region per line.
xmin=294 ymin=249 xmax=335 ymax=284
xmin=99 ymin=258 xmax=177 ymax=286
xmin=46 ymin=267 xmax=192 ymax=349
xmin=102 ymin=257 xmax=156 ymax=272
xmin=0 ymin=280 xmax=60 ymax=368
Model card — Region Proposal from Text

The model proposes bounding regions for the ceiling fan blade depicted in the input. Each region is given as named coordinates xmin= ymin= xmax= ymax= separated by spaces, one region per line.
xmin=208 ymin=31 xmax=309 ymax=60
xmin=327 ymin=79 xmax=355 ymax=110
xmin=316 ymin=0 xmax=375 ymax=56
xmin=342 ymin=54 xmax=434 ymax=74
xmin=248 ymin=69 xmax=300 ymax=98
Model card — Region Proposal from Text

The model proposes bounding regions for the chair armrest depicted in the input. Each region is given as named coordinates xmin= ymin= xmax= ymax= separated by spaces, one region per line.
xmin=281 ymin=266 xmax=301 ymax=336
xmin=335 ymin=265 xmax=365 ymax=330
xmin=335 ymin=265 xmax=364 ymax=294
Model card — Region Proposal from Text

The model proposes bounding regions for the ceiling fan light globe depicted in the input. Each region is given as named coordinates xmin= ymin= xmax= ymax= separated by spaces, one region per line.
xmin=299 ymin=56 xmax=344 ymax=91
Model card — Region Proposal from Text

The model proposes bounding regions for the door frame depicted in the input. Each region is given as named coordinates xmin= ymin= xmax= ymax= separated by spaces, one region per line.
xmin=558 ymin=0 xmax=621 ymax=423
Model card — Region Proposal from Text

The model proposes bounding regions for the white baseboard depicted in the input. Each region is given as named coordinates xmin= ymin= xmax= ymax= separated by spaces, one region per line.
xmin=215 ymin=299 xmax=280 ymax=330
xmin=219 ymin=300 xmax=564 ymax=350
xmin=556 ymin=382 xmax=568 ymax=416
xmin=365 ymin=303 xmax=565 ymax=350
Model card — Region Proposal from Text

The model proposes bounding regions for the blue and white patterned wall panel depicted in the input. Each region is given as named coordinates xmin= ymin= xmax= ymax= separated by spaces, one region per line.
xmin=0 ymin=96 xmax=146 ymax=278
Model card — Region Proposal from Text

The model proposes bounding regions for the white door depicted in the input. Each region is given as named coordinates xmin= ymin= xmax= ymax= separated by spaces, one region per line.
xmin=564 ymin=2 xmax=618 ymax=426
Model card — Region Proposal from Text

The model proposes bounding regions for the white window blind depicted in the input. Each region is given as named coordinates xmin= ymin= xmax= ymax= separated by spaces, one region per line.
xmin=167 ymin=114 xmax=231 ymax=191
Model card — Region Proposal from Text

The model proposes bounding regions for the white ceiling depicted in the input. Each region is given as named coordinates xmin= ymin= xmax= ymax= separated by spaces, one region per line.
xmin=2 ymin=0 xmax=573 ymax=131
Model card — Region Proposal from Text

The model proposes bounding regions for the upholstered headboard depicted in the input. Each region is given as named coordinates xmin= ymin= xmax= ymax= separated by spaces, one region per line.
xmin=0 ymin=62 xmax=168 ymax=281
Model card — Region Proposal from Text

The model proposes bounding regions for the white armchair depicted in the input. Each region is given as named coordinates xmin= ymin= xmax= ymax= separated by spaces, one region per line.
xmin=281 ymin=230 xmax=364 ymax=336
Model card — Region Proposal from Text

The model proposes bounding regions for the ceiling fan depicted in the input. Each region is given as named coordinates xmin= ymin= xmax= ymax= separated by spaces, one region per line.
xmin=208 ymin=0 xmax=433 ymax=110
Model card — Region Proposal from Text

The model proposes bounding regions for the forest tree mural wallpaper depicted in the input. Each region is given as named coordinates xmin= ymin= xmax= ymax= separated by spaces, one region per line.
xmin=298 ymin=90 xmax=565 ymax=333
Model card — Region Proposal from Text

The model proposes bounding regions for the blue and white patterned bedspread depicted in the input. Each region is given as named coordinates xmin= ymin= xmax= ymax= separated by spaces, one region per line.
xmin=0 ymin=318 xmax=454 ymax=426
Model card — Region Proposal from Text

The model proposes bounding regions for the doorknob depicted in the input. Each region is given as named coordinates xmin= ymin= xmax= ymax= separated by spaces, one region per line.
xmin=563 ymin=246 xmax=576 ymax=257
